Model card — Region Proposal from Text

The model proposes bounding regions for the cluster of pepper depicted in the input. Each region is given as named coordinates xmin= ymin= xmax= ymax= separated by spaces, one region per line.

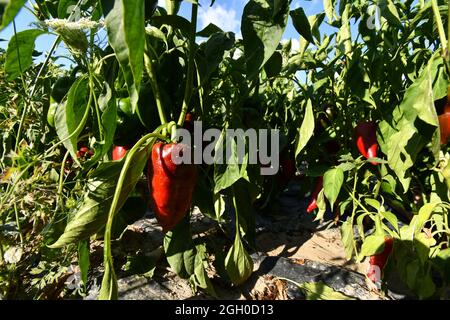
xmin=47 ymin=67 xmax=197 ymax=232
xmin=304 ymin=112 xmax=391 ymax=283
xmin=306 ymin=119 xmax=379 ymax=213
xmin=112 ymin=112 xmax=196 ymax=232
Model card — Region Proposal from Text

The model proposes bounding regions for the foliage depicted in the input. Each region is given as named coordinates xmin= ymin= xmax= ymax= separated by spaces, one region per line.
xmin=0 ymin=0 xmax=449 ymax=300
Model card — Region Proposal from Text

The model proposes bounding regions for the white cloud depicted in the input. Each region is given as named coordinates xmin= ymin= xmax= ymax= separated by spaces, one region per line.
xmin=198 ymin=4 xmax=240 ymax=35
xmin=282 ymin=38 xmax=300 ymax=53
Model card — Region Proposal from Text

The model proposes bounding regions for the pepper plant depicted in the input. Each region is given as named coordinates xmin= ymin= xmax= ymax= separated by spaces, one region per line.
xmin=0 ymin=0 xmax=450 ymax=300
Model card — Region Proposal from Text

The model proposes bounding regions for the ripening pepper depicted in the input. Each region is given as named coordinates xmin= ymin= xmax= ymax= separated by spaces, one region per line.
xmin=147 ymin=142 xmax=197 ymax=232
xmin=367 ymin=237 xmax=394 ymax=283
xmin=278 ymin=156 xmax=296 ymax=187
xmin=183 ymin=112 xmax=195 ymax=133
xmin=355 ymin=121 xmax=378 ymax=165
xmin=112 ymin=145 xmax=130 ymax=161
xmin=438 ymin=86 xmax=450 ymax=145
xmin=438 ymin=113 xmax=450 ymax=145
xmin=76 ymin=146 xmax=94 ymax=159
xmin=306 ymin=176 xmax=324 ymax=213
xmin=444 ymin=86 xmax=450 ymax=114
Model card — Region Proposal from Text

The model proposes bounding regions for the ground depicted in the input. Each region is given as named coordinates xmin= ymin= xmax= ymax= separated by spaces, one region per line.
xmin=79 ymin=182 xmax=394 ymax=300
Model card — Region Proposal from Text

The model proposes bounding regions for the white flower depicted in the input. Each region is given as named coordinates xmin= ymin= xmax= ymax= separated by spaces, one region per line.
xmin=4 ymin=246 xmax=23 ymax=264
xmin=44 ymin=18 xmax=104 ymax=31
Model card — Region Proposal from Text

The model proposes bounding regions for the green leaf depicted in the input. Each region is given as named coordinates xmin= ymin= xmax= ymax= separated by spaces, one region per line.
xmin=295 ymin=99 xmax=314 ymax=157
xmin=5 ymin=29 xmax=45 ymax=80
xmin=365 ymin=198 xmax=381 ymax=211
xmin=98 ymin=258 xmax=118 ymax=300
xmin=290 ymin=281 xmax=356 ymax=300
xmin=55 ymin=76 xmax=90 ymax=160
xmin=98 ymin=134 xmax=159 ymax=300
xmin=416 ymin=272 xmax=436 ymax=299
xmin=190 ymin=244 xmax=217 ymax=297
xmin=405 ymin=259 xmax=420 ymax=290
xmin=0 ymin=0 xmax=26 ymax=30
xmin=381 ymin=211 xmax=399 ymax=233
xmin=58 ymin=0 xmax=77 ymax=18
xmin=336 ymin=4 xmax=351 ymax=56
xmin=105 ymin=0 xmax=145 ymax=113
xmin=214 ymin=132 xmax=248 ymax=193
xmin=122 ymin=253 xmax=157 ymax=277
xmin=241 ymin=0 xmax=290 ymax=79
xmin=360 ymin=235 xmax=386 ymax=257
xmin=84 ymin=82 xmax=117 ymax=169
xmin=379 ymin=0 xmax=402 ymax=29
xmin=78 ymin=240 xmax=90 ymax=289
xmin=145 ymin=26 xmax=167 ymax=44
xmin=165 ymin=0 xmax=182 ymax=15
xmin=356 ymin=213 xmax=370 ymax=242
xmin=163 ymin=216 xmax=195 ymax=279
xmin=48 ymin=146 xmax=152 ymax=248
xmin=314 ymin=189 xmax=326 ymax=221
xmin=232 ymin=179 xmax=256 ymax=248
xmin=225 ymin=231 xmax=254 ymax=286
xmin=378 ymin=120 xmax=416 ymax=192
xmin=150 ymin=15 xmax=191 ymax=34
xmin=323 ymin=167 xmax=343 ymax=209
xmin=379 ymin=52 xmax=443 ymax=192
xmin=264 ymin=51 xmax=283 ymax=78
xmin=414 ymin=202 xmax=438 ymax=235
xmin=197 ymin=23 xmax=223 ymax=37
xmin=323 ymin=0 xmax=334 ymax=23
xmin=197 ymin=32 xmax=235 ymax=85
xmin=308 ymin=12 xmax=325 ymax=43
xmin=290 ymin=7 xmax=314 ymax=43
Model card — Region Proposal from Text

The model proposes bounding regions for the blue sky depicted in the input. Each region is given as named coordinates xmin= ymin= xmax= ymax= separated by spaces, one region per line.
xmin=0 ymin=0 xmax=329 ymax=66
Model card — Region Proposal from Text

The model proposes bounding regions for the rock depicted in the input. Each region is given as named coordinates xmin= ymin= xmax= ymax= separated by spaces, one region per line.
xmin=118 ymin=273 xmax=194 ymax=300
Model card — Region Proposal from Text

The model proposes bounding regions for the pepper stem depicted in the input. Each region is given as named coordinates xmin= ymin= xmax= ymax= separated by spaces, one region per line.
xmin=177 ymin=1 xmax=198 ymax=127
xmin=432 ymin=0 xmax=448 ymax=61
xmin=144 ymin=42 xmax=168 ymax=126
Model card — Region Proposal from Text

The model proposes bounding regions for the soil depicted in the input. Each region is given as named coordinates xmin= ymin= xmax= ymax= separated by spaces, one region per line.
xmin=84 ymin=181 xmax=389 ymax=300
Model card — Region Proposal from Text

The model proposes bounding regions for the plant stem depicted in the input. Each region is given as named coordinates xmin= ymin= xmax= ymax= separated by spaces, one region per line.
xmin=349 ymin=171 xmax=361 ymax=260
xmin=448 ymin=0 xmax=450 ymax=62
xmin=144 ymin=45 xmax=168 ymax=126
xmin=12 ymin=19 xmax=30 ymax=156
xmin=55 ymin=150 xmax=70 ymax=213
xmin=0 ymin=236 xmax=4 ymax=264
xmin=14 ymin=36 xmax=60 ymax=158
xmin=177 ymin=2 xmax=198 ymax=127
xmin=88 ymin=68 xmax=104 ymax=142
xmin=432 ymin=0 xmax=448 ymax=58
xmin=13 ymin=203 xmax=24 ymax=245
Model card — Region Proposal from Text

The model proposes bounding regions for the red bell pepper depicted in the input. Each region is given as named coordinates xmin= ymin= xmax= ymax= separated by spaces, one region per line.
xmin=306 ymin=176 xmax=323 ymax=213
xmin=183 ymin=112 xmax=195 ymax=134
xmin=112 ymin=145 xmax=130 ymax=161
xmin=443 ymin=86 xmax=450 ymax=114
xmin=278 ymin=156 xmax=296 ymax=187
xmin=355 ymin=121 xmax=378 ymax=165
xmin=367 ymin=237 xmax=394 ymax=283
xmin=439 ymin=113 xmax=450 ymax=145
xmin=76 ymin=146 xmax=94 ymax=159
xmin=147 ymin=142 xmax=197 ymax=232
